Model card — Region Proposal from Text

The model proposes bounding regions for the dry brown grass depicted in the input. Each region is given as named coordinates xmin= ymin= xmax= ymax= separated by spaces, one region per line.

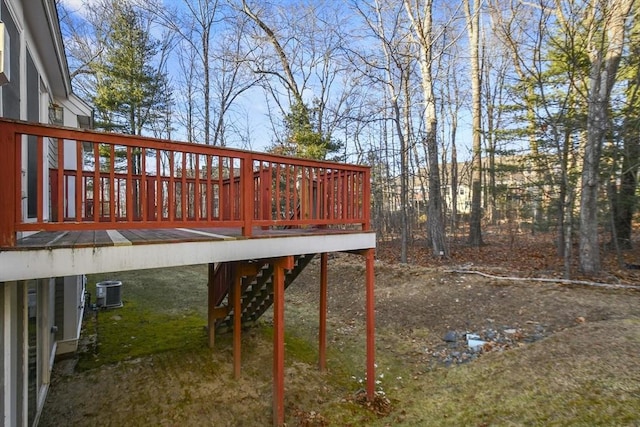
xmin=41 ymin=245 xmax=640 ymax=426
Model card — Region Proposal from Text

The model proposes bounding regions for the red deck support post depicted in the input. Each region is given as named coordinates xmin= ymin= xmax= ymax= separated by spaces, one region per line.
xmin=207 ymin=263 xmax=216 ymax=348
xmin=233 ymin=264 xmax=242 ymax=379
xmin=0 ymin=128 xmax=17 ymax=247
xmin=365 ymin=248 xmax=376 ymax=400
xmin=273 ymin=256 xmax=293 ymax=427
xmin=319 ymin=253 xmax=328 ymax=371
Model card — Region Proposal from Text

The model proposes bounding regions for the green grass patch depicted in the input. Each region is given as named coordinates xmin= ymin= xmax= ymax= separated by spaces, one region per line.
xmin=70 ymin=267 xmax=640 ymax=425
xmin=78 ymin=269 xmax=210 ymax=370
xmin=78 ymin=300 xmax=207 ymax=371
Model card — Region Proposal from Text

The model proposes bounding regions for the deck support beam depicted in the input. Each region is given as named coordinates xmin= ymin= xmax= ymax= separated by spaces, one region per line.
xmin=272 ymin=256 xmax=293 ymax=427
xmin=352 ymin=248 xmax=376 ymax=399
xmin=365 ymin=248 xmax=376 ymax=400
xmin=233 ymin=263 xmax=242 ymax=379
xmin=319 ymin=253 xmax=328 ymax=371
xmin=207 ymin=263 xmax=216 ymax=348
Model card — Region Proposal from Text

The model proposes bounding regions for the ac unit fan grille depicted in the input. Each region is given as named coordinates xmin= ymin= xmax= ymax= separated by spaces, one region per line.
xmin=106 ymin=286 xmax=121 ymax=306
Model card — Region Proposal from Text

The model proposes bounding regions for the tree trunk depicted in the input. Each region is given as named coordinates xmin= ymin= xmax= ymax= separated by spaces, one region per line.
xmin=425 ymin=126 xmax=446 ymax=257
xmin=579 ymin=0 xmax=633 ymax=274
xmin=392 ymin=99 xmax=409 ymax=263
xmin=465 ymin=0 xmax=483 ymax=246
xmin=404 ymin=0 xmax=447 ymax=257
xmin=614 ymin=130 xmax=639 ymax=249
xmin=450 ymin=123 xmax=458 ymax=230
xmin=614 ymin=17 xmax=640 ymax=249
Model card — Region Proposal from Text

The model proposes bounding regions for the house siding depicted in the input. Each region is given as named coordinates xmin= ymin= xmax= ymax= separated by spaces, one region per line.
xmin=1 ymin=0 xmax=92 ymax=423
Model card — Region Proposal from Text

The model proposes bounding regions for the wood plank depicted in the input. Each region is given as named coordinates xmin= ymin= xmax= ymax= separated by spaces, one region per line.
xmin=107 ymin=230 xmax=132 ymax=246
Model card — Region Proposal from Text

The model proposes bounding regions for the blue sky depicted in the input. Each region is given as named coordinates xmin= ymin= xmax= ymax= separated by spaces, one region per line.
xmin=58 ymin=0 xmax=480 ymax=165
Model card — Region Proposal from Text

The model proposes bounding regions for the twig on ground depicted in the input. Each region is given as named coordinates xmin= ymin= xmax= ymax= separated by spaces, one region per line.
xmin=445 ymin=269 xmax=640 ymax=291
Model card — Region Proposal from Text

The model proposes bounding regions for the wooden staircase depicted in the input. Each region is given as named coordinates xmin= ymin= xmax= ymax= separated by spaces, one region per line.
xmin=211 ymin=254 xmax=316 ymax=333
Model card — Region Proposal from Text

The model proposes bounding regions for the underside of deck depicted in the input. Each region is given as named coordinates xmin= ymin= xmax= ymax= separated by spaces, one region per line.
xmin=0 ymin=227 xmax=375 ymax=282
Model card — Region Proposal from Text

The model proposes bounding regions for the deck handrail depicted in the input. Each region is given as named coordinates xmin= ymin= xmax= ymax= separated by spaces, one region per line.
xmin=0 ymin=119 xmax=371 ymax=247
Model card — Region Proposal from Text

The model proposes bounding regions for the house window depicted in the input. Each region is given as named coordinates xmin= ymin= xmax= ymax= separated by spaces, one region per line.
xmin=26 ymin=51 xmax=39 ymax=219
xmin=1 ymin=0 xmax=19 ymax=118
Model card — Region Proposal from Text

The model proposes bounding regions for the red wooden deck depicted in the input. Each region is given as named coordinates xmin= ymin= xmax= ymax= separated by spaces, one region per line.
xmin=0 ymin=119 xmax=370 ymax=247
xmin=0 ymin=119 xmax=375 ymax=426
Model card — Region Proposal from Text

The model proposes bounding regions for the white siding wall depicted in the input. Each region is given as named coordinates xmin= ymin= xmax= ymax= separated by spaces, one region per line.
xmin=1 ymin=281 xmax=27 ymax=427
xmin=1 ymin=0 xmax=92 ymax=424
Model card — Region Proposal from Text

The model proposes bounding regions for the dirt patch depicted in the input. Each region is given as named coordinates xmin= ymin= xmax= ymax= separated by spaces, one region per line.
xmin=40 ymin=232 xmax=640 ymax=425
xmin=288 ymin=252 xmax=639 ymax=369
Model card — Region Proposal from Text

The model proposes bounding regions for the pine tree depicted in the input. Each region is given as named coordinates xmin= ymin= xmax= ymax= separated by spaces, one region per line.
xmin=273 ymin=100 xmax=342 ymax=160
xmin=92 ymin=0 xmax=172 ymax=137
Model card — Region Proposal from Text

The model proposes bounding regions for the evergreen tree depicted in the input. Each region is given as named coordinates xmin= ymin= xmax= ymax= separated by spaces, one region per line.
xmin=272 ymin=100 xmax=342 ymax=160
xmin=92 ymin=0 xmax=172 ymax=137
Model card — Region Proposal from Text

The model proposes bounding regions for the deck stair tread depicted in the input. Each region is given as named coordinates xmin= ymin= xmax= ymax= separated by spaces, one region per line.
xmin=214 ymin=253 xmax=316 ymax=332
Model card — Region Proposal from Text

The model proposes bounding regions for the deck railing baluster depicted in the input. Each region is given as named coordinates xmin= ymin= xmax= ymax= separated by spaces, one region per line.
xmin=181 ymin=151 xmax=187 ymax=221
xmin=37 ymin=136 xmax=44 ymax=223
xmin=74 ymin=140 xmax=82 ymax=222
xmin=140 ymin=147 xmax=147 ymax=222
xmin=293 ymin=165 xmax=299 ymax=221
xmin=275 ymin=163 xmax=281 ymax=222
xmin=241 ymin=155 xmax=253 ymax=236
xmin=218 ymin=156 xmax=224 ymax=221
xmin=126 ymin=146 xmax=133 ymax=222
xmin=93 ymin=142 xmax=100 ymax=223
xmin=155 ymin=149 xmax=162 ymax=222
xmin=168 ymin=151 xmax=175 ymax=222
xmin=56 ymin=138 xmax=64 ymax=222
xmin=195 ymin=154 xmax=201 ymax=221
xmin=206 ymin=155 xmax=212 ymax=221
xmin=109 ymin=145 xmax=115 ymax=222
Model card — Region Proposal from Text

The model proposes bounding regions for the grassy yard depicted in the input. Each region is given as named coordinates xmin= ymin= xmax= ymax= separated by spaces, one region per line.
xmin=43 ymin=259 xmax=640 ymax=426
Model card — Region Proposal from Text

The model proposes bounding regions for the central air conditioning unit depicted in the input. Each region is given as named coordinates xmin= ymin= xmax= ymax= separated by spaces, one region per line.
xmin=96 ymin=280 xmax=123 ymax=308
xmin=0 ymin=22 xmax=10 ymax=86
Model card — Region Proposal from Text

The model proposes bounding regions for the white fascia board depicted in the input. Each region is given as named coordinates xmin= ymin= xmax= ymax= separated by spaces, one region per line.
xmin=0 ymin=233 xmax=376 ymax=281
xmin=59 ymin=93 xmax=92 ymax=118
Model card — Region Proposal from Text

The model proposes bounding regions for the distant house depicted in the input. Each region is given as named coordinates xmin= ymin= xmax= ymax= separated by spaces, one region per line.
xmin=383 ymin=155 xmax=542 ymax=228
xmin=1 ymin=0 xmax=92 ymax=425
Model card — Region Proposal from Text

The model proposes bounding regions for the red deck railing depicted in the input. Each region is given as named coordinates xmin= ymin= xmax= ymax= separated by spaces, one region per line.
xmin=0 ymin=119 xmax=371 ymax=247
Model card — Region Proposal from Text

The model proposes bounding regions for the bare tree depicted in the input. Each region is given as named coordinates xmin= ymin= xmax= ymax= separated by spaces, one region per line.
xmin=568 ymin=0 xmax=636 ymax=274
xmin=144 ymin=0 xmax=218 ymax=144
xmin=464 ymin=0 xmax=484 ymax=246
xmin=351 ymin=0 xmax=415 ymax=261
xmin=404 ymin=0 xmax=447 ymax=257
xmin=613 ymin=5 xmax=640 ymax=249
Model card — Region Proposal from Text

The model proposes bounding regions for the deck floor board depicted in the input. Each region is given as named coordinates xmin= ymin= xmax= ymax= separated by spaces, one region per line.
xmin=9 ymin=227 xmax=366 ymax=251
